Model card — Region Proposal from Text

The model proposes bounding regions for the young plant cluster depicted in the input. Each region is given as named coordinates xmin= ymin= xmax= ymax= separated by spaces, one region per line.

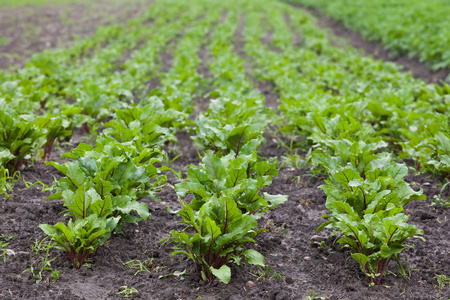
xmin=41 ymin=135 xmax=167 ymax=268
xmin=242 ymin=2 xmax=450 ymax=184
xmin=311 ymin=137 xmax=425 ymax=285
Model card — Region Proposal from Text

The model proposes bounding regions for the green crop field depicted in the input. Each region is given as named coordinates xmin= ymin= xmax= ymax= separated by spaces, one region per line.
xmin=287 ymin=0 xmax=450 ymax=71
xmin=0 ymin=0 xmax=449 ymax=299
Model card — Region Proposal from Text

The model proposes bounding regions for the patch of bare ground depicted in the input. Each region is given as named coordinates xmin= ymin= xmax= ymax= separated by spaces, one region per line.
xmin=0 ymin=0 xmax=154 ymax=70
xmin=286 ymin=3 xmax=450 ymax=84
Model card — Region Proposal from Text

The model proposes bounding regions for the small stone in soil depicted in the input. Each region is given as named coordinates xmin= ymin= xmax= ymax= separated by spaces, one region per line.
xmin=304 ymin=256 xmax=311 ymax=261
xmin=245 ymin=281 xmax=255 ymax=288
xmin=296 ymin=204 xmax=306 ymax=213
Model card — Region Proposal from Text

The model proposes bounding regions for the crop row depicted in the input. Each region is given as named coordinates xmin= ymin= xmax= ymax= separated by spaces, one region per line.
xmin=286 ymin=0 xmax=450 ymax=72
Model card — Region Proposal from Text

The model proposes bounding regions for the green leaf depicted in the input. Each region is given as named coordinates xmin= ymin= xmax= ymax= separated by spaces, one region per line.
xmin=211 ymin=265 xmax=231 ymax=284
xmin=351 ymin=253 xmax=369 ymax=270
xmin=243 ymin=249 xmax=265 ymax=266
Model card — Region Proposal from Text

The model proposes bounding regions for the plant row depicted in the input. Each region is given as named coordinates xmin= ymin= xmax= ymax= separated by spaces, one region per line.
xmin=34 ymin=0 xmax=222 ymax=270
xmin=165 ymin=8 xmax=287 ymax=284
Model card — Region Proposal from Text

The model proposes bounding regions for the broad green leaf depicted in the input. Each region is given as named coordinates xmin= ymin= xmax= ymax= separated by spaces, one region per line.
xmin=211 ymin=265 xmax=231 ymax=284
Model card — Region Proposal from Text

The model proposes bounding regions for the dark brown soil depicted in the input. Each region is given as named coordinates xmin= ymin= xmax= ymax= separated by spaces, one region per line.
xmin=0 ymin=0 xmax=153 ymax=70
xmin=286 ymin=3 xmax=450 ymax=85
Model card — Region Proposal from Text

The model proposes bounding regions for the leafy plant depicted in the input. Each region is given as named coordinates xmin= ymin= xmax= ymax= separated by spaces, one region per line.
xmin=192 ymin=115 xmax=266 ymax=157
xmin=40 ymin=214 xmax=119 ymax=269
xmin=422 ymin=131 xmax=450 ymax=178
xmin=103 ymin=98 xmax=185 ymax=149
xmin=313 ymin=139 xmax=425 ymax=286
xmin=46 ymin=135 xmax=167 ymax=227
xmin=35 ymin=114 xmax=73 ymax=161
xmin=176 ymin=150 xmax=287 ymax=214
xmin=0 ymin=109 xmax=46 ymax=172
xmin=166 ymin=195 xmax=265 ymax=284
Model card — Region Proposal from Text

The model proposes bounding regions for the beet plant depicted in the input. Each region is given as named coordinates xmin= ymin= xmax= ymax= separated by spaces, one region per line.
xmin=40 ymin=183 xmax=121 ymax=268
xmin=166 ymin=194 xmax=265 ymax=284
xmin=170 ymin=149 xmax=287 ymax=284
xmin=36 ymin=107 xmax=89 ymax=161
xmin=103 ymin=98 xmax=185 ymax=149
xmin=46 ymin=135 xmax=167 ymax=229
xmin=36 ymin=115 xmax=72 ymax=161
xmin=313 ymin=139 xmax=425 ymax=286
xmin=40 ymin=214 xmax=118 ymax=269
xmin=176 ymin=150 xmax=287 ymax=214
xmin=191 ymin=97 xmax=269 ymax=156
xmin=0 ymin=109 xmax=46 ymax=172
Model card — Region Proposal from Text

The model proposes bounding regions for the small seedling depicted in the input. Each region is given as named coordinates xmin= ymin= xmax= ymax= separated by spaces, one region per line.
xmin=51 ymin=269 xmax=60 ymax=283
xmin=0 ymin=168 xmax=20 ymax=200
xmin=252 ymin=265 xmax=285 ymax=281
xmin=22 ymin=178 xmax=51 ymax=193
xmin=0 ymin=234 xmax=15 ymax=242
xmin=122 ymin=258 xmax=164 ymax=275
xmin=432 ymin=181 xmax=450 ymax=207
xmin=306 ymin=289 xmax=325 ymax=300
xmin=0 ymin=241 xmax=10 ymax=262
xmin=393 ymin=256 xmax=418 ymax=280
xmin=312 ymin=241 xmax=335 ymax=255
xmin=23 ymin=240 xmax=56 ymax=283
xmin=117 ymin=286 xmax=138 ymax=298
xmin=435 ymin=274 xmax=450 ymax=290
xmin=31 ymin=237 xmax=52 ymax=255
xmin=432 ymin=195 xmax=450 ymax=207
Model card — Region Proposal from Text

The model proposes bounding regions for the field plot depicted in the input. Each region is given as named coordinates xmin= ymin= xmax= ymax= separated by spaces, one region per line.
xmin=0 ymin=0 xmax=449 ymax=299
